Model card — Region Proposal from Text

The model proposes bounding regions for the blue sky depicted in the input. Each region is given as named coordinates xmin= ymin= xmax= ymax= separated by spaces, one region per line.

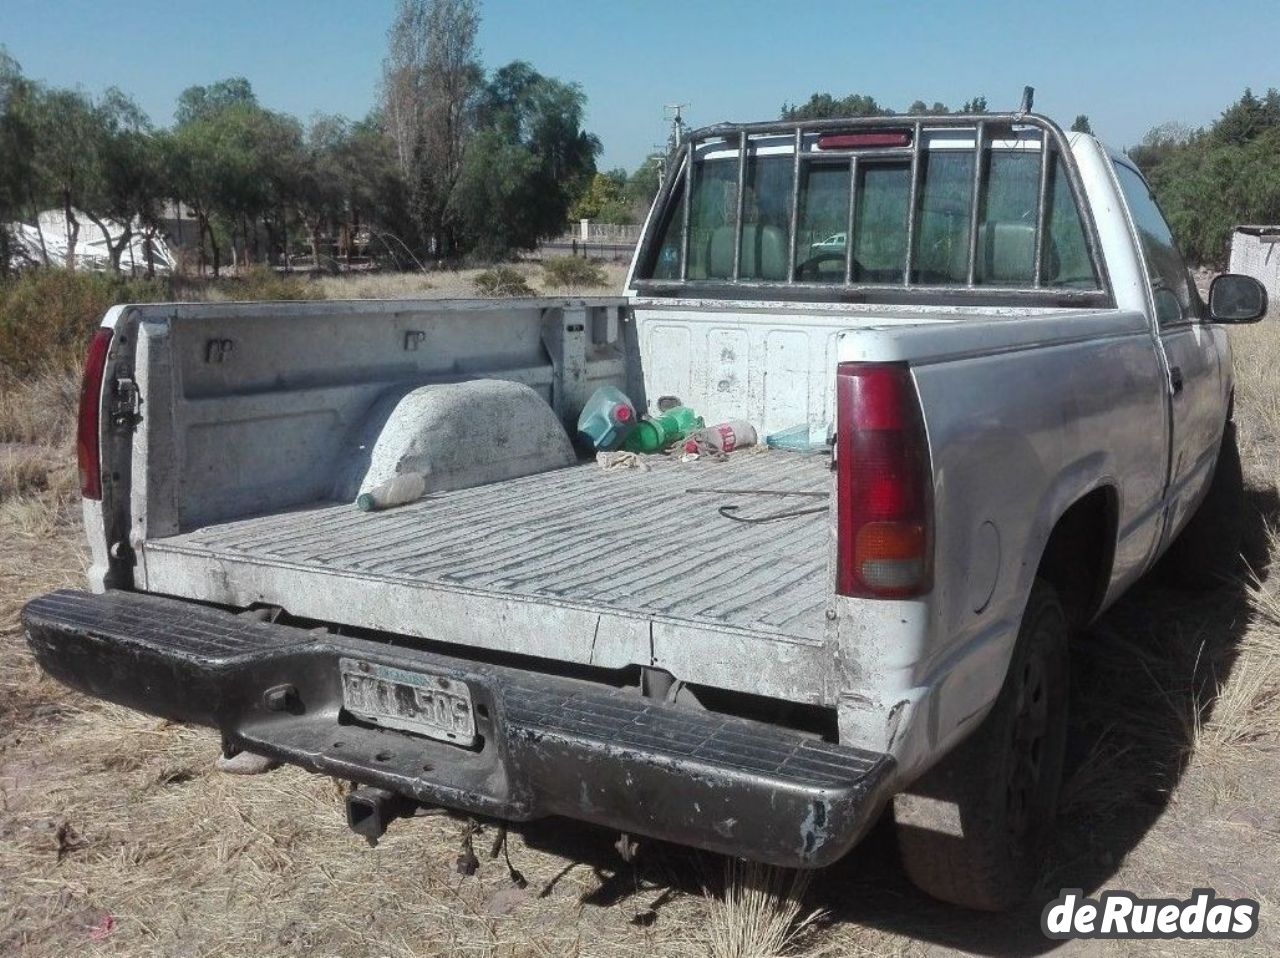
xmin=2 ymin=0 xmax=1276 ymax=171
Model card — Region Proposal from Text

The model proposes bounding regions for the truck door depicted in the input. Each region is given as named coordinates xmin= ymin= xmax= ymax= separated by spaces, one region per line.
xmin=1111 ymin=161 xmax=1224 ymax=539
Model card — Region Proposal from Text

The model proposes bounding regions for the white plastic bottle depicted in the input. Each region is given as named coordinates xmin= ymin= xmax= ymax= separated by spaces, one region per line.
xmin=356 ymin=472 xmax=428 ymax=511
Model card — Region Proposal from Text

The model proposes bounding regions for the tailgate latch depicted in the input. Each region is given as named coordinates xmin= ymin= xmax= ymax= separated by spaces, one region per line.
xmin=110 ymin=373 xmax=142 ymax=431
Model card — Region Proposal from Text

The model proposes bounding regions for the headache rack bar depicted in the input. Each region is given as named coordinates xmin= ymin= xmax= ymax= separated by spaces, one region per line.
xmin=635 ymin=112 xmax=1113 ymax=307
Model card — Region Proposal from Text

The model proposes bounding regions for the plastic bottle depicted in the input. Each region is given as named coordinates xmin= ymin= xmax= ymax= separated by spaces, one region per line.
xmin=577 ymin=385 xmax=637 ymax=451
xmin=622 ymin=406 xmax=705 ymax=453
xmin=356 ymin=472 xmax=427 ymax=512
xmin=683 ymin=420 xmax=757 ymax=455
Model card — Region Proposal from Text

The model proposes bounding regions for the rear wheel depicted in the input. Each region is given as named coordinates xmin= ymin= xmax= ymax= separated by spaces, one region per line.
xmin=1160 ymin=421 xmax=1244 ymax=589
xmin=894 ymin=580 xmax=1069 ymax=911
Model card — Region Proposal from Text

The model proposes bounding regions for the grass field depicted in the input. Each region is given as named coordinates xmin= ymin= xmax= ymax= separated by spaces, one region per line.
xmin=1 ymin=275 xmax=1278 ymax=956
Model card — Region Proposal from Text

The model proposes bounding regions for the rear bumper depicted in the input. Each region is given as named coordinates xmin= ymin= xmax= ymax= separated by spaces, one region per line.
xmin=23 ymin=589 xmax=894 ymax=868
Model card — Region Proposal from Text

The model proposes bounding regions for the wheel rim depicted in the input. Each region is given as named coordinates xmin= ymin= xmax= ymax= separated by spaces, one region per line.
xmin=1006 ymin=643 xmax=1050 ymax=846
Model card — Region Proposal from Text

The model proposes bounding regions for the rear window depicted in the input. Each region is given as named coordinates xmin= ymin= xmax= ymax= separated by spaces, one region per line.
xmin=641 ymin=127 xmax=1100 ymax=292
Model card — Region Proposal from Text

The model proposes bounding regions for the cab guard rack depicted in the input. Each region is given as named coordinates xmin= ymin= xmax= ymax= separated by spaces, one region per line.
xmin=632 ymin=111 xmax=1114 ymax=308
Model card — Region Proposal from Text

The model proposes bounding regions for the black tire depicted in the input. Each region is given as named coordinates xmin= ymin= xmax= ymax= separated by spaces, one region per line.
xmin=1159 ymin=421 xmax=1244 ymax=589
xmin=894 ymin=580 xmax=1069 ymax=911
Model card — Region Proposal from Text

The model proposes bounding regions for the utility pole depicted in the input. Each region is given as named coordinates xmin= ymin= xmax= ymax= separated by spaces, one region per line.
xmin=651 ymin=143 xmax=670 ymax=185
xmin=664 ymin=103 xmax=690 ymax=155
xmin=656 ymin=103 xmax=690 ymax=187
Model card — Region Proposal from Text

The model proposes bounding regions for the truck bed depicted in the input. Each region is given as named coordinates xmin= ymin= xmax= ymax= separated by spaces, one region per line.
xmin=139 ymin=449 xmax=835 ymax=697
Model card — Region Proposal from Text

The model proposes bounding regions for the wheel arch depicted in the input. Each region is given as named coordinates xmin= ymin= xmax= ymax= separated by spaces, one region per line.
xmin=1034 ymin=485 xmax=1120 ymax=630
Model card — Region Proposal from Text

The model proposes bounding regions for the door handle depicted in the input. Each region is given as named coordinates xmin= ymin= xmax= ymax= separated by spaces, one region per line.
xmin=1170 ymin=366 xmax=1184 ymax=394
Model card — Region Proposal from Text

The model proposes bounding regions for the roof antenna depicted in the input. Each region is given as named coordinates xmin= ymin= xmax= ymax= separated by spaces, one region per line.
xmin=1018 ymin=86 xmax=1035 ymax=115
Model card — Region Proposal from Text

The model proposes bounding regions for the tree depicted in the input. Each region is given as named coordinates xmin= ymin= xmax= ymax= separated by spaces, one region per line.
xmin=167 ymin=83 xmax=268 ymax=275
xmin=166 ymin=78 xmax=309 ymax=274
xmin=1070 ymin=114 xmax=1093 ymax=135
xmin=1131 ymin=88 xmax=1280 ymax=268
xmin=625 ymin=154 xmax=663 ymax=212
xmin=82 ymin=89 xmax=168 ymax=274
xmin=344 ymin=115 xmax=416 ymax=266
xmin=251 ymin=109 xmax=307 ymax=268
xmin=571 ymin=169 xmax=629 ymax=223
xmin=296 ymin=115 xmax=352 ymax=270
xmin=394 ymin=0 xmax=483 ymax=258
xmin=908 ymin=100 xmax=949 ymax=116
xmin=381 ymin=0 xmax=429 ymax=178
xmin=452 ymin=60 xmax=600 ymax=257
xmin=1127 ymin=122 xmax=1195 ymax=176
xmin=0 ymin=49 xmax=37 ymax=276
xmin=1213 ymin=87 xmax=1280 ymax=145
xmin=449 ymin=129 xmax=541 ymax=260
xmin=780 ymin=93 xmax=991 ymax=119
xmin=780 ymin=92 xmax=888 ymax=120
xmin=174 ymin=77 xmax=256 ymax=126
xmin=295 ymin=114 xmax=408 ymax=270
xmin=30 ymin=87 xmax=105 ymax=270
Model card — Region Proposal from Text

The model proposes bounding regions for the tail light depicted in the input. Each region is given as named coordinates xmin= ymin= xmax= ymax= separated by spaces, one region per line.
xmin=836 ymin=363 xmax=932 ymax=598
xmin=817 ymin=131 xmax=912 ymax=150
xmin=77 ymin=328 xmax=113 ymax=500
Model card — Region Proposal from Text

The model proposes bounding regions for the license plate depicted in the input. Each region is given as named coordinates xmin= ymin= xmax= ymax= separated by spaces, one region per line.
xmin=339 ymin=658 xmax=477 ymax=746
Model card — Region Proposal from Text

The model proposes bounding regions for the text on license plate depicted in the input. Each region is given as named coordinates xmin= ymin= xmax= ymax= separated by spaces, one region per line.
xmin=339 ymin=658 xmax=476 ymax=745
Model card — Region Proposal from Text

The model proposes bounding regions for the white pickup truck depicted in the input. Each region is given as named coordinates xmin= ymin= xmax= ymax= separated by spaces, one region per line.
xmin=24 ymin=112 xmax=1268 ymax=910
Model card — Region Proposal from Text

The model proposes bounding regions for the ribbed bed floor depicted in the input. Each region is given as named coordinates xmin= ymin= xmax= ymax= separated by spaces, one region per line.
xmin=145 ymin=448 xmax=834 ymax=643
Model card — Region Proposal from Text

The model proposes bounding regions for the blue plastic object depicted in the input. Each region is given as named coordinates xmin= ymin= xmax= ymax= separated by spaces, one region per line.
xmin=764 ymin=423 xmax=827 ymax=451
xmin=577 ymin=386 xmax=637 ymax=451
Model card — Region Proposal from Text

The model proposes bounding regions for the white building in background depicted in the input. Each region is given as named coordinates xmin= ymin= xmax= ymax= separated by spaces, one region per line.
xmin=1229 ymin=226 xmax=1280 ymax=301
xmin=6 ymin=208 xmax=177 ymax=274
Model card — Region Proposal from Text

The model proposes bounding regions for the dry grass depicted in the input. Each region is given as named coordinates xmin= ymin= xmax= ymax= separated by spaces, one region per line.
xmin=315 ymin=262 xmax=628 ymax=301
xmin=1 ymin=299 xmax=1278 ymax=957
xmin=0 ymin=367 xmax=80 ymax=446
xmin=702 ymin=861 xmax=822 ymax=958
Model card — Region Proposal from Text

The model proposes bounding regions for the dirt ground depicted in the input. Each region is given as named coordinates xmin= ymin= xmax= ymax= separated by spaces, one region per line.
xmin=1 ymin=282 xmax=1278 ymax=957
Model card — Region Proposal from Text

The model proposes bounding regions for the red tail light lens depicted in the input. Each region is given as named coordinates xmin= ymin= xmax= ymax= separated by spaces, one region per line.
xmin=77 ymin=328 xmax=113 ymax=500
xmin=836 ymin=363 xmax=932 ymax=598
xmin=817 ymin=131 xmax=912 ymax=150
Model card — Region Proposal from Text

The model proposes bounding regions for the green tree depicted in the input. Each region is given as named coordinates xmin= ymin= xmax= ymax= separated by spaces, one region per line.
xmin=344 ymin=115 xmax=415 ymax=265
xmin=1213 ymin=87 xmax=1280 ymax=145
xmin=1127 ymin=122 xmax=1195 ymax=176
xmin=780 ymin=92 xmax=888 ymax=120
xmin=908 ymin=100 xmax=950 ymax=116
xmin=0 ymin=49 xmax=37 ymax=276
xmin=625 ymin=154 xmax=663 ymax=212
xmin=174 ymin=77 xmax=256 ymax=126
xmin=780 ymin=93 xmax=991 ymax=119
xmin=452 ymin=60 xmax=599 ymax=257
xmin=571 ymin=169 xmax=628 ymax=222
xmin=82 ymin=89 xmax=168 ymax=274
xmin=163 ymin=118 xmax=222 ymax=274
xmin=1135 ymin=90 xmax=1280 ymax=267
xmin=166 ymin=79 xmax=308 ymax=273
xmin=1070 ymin=114 xmax=1093 ymax=134
xmin=296 ymin=115 xmax=354 ymax=270
xmin=30 ymin=87 xmax=105 ymax=270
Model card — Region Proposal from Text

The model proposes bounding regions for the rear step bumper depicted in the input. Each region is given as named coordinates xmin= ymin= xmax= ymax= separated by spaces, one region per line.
xmin=23 ymin=589 xmax=894 ymax=868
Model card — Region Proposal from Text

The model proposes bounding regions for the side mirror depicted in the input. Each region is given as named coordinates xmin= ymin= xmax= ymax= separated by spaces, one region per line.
xmin=1208 ymin=274 xmax=1268 ymax=323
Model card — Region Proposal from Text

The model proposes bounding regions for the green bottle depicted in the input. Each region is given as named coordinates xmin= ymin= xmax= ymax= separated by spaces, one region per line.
xmin=622 ymin=406 xmax=704 ymax=453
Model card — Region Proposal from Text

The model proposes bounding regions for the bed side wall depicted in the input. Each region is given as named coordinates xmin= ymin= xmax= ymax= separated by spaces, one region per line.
xmin=120 ymin=299 xmax=631 ymax=543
